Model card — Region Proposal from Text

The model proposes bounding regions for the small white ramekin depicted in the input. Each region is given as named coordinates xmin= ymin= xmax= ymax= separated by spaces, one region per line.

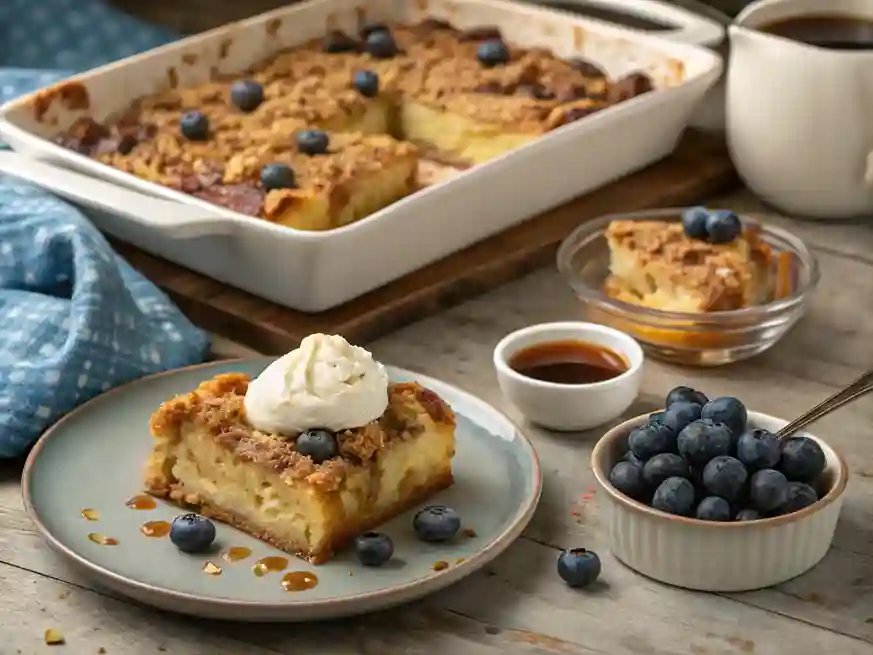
xmin=493 ymin=322 xmax=644 ymax=431
xmin=591 ymin=412 xmax=849 ymax=592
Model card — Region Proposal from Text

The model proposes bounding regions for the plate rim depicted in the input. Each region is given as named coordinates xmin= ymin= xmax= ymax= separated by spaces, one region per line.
xmin=21 ymin=358 xmax=543 ymax=614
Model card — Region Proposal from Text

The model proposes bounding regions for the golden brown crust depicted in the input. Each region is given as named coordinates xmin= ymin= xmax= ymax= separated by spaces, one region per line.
xmin=605 ymin=220 xmax=773 ymax=312
xmin=148 ymin=372 xmax=456 ymax=492
xmin=52 ymin=18 xmax=655 ymax=225
xmin=154 ymin=471 xmax=453 ymax=564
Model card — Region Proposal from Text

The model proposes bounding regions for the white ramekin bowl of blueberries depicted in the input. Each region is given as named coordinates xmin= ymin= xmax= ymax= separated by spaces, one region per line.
xmin=591 ymin=385 xmax=848 ymax=592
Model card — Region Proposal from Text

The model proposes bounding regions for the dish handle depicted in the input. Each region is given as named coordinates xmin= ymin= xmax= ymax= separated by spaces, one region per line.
xmin=539 ymin=0 xmax=726 ymax=46
xmin=0 ymin=152 xmax=234 ymax=239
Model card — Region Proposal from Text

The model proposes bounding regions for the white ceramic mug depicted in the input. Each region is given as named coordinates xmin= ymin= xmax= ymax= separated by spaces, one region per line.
xmin=727 ymin=0 xmax=873 ymax=219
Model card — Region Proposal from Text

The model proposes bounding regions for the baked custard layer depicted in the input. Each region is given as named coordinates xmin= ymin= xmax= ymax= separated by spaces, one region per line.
xmin=146 ymin=373 xmax=456 ymax=563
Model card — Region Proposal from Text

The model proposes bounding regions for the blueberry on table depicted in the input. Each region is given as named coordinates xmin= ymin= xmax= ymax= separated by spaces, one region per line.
xmin=705 ymin=210 xmax=743 ymax=244
xmin=681 ymin=207 xmax=710 ymax=241
xmin=735 ymin=508 xmax=762 ymax=521
xmin=677 ymin=419 xmax=732 ymax=467
xmin=778 ymin=481 xmax=819 ymax=514
xmin=749 ymin=468 xmax=789 ymax=513
xmin=229 ymin=79 xmax=264 ymax=112
xmin=180 ymin=111 xmax=209 ymax=141
xmin=665 ymin=385 xmax=709 ymax=408
xmin=701 ymin=397 xmax=747 ymax=439
xmin=628 ymin=422 xmax=676 ymax=461
xmin=295 ymin=429 xmax=338 ymax=463
xmin=643 ymin=453 xmax=690 ymax=490
xmin=353 ymin=70 xmax=380 ymax=98
xmin=662 ymin=400 xmax=702 ymax=434
xmin=609 ymin=461 xmax=646 ymax=500
xmin=702 ymin=455 xmax=749 ymax=502
xmin=260 ymin=163 xmax=297 ymax=191
xmin=354 ymin=532 xmax=394 ymax=567
xmin=651 ymin=477 xmax=696 ymax=516
xmin=296 ymin=129 xmax=330 ymax=156
xmin=556 ymin=548 xmax=601 ymax=588
xmin=695 ymin=496 xmax=732 ymax=521
xmin=365 ymin=29 xmax=398 ymax=59
xmin=477 ymin=39 xmax=510 ymax=67
xmin=736 ymin=428 xmax=781 ymax=470
xmin=324 ymin=29 xmax=359 ymax=53
xmin=779 ymin=437 xmax=826 ymax=483
xmin=170 ymin=514 xmax=216 ymax=553
xmin=413 ymin=505 xmax=461 ymax=542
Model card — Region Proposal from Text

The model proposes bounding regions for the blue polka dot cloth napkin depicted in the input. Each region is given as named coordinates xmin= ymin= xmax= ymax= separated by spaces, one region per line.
xmin=0 ymin=1 xmax=211 ymax=459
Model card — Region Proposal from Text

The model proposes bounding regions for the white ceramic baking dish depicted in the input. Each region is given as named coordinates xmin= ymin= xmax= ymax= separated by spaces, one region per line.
xmin=0 ymin=0 xmax=723 ymax=312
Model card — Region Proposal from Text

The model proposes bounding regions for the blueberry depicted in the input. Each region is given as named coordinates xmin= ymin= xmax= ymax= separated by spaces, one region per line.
xmin=413 ymin=505 xmax=461 ymax=542
xmin=651 ymin=477 xmax=696 ymax=516
xmin=649 ymin=411 xmax=665 ymax=424
xmin=643 ymin=453 xmax=690 ymax=490
xmin=353 ymin=70 xmax=380 ymax=98
xmin=354 ymin=532 xmax=394 ymax=567
xmin=779 ymin=437 xmax=826 ymax=483
xmin=777 ymin=481 xmax=819 ymax=514
xmin=702 ymin=455 xmax=748 ymax=502
xmin=735 ymin=508 xmax=762 ymax=521
xmin=677 ymin=419 xmax=732 ymax=467
xmin=477 ymin=39 xmax=510 ymax=67
xmin=179 ymin=111 xmax=209 ymax=141
xmin=295 ymin=429 xmax=338 ymax=463
xmin=608 ymin=461 xmax=646 ymax=500
xmin=296 ymin=129 xmax=330 ymax=156
xmin=229 ymin=79 xmax=264 ymax=112
xmin=749 ymin=468 xmax=789 ymax=513
xmin=556 ymin=548 xmax=601 ymax=588
xmin=662 ymin=401 xmax=702 ymax=434
xmin=695 ymin=496 xmax=731 ymax=521
xmin=665 ymin=385 xmax=709 ymax=408
xmin=364 ymin=29 xmax=398 ymax=59
xmin=622 ymin=450 xmax=646 ymax=468
xmin=169 ymin=513 xmax=216 ymax=553
xmin=736 ymin=428 xmax=781 ymax=470
xmin=681 ymin=207 xmax=710 ymax=240
xmin=705 ymin=210 xmax=742 ymax=244
xmin=260 ymin=163 xmax=297 ymax=190
xmin=628 ymin=422 xmax=676 ymax=461
xmin=324 ymin=29 xmax=358 ymax=53
xmin=701 ymin=397 xmax=747 ymax=439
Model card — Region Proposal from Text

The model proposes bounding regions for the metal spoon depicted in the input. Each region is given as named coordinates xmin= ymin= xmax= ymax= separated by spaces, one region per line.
xmin=776 ymin=368 xmax=873 ymax=439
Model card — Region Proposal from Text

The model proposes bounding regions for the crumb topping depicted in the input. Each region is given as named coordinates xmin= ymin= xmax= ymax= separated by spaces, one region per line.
xmin=606 ymin=220 xmax=773 ymax=311
xmin=149 ymin=372 xmax=456 ymax=492
xmin=52 ymin=19 xmax=656 ymax=223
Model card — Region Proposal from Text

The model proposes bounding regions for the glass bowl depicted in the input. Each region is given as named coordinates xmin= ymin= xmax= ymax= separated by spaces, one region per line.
xmin=555 ymin=208 xmax=820 ymax=366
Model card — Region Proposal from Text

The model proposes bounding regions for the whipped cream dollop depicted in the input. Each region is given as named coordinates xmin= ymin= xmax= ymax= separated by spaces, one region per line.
xmin=244 ymin=333 xmax=389 ymax=434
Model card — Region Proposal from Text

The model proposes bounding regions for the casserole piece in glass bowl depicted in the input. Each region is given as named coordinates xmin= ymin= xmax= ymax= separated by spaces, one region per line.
xmin=556 ymin=208 xmax=819 ymax=366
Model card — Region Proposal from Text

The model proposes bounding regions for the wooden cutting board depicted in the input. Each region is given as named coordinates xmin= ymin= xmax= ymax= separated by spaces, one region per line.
xmin=111 ymin=131 xmax=739 ymax=355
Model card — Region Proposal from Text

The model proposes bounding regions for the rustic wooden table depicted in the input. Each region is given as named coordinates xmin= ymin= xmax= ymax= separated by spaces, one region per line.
xmin=2 ymin=189 xmax=873 ymax=655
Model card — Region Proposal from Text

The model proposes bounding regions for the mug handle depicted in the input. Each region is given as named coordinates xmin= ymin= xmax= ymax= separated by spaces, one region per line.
xmin=0 ymin=151 xmax=235 ymax=239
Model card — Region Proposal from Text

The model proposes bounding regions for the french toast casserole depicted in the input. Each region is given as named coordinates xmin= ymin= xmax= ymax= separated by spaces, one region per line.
xmin=53 ymin=18 xmax=655 ymax=231
xmin=146 ymin=361 xmax=457 ymax=564
xmin=604 ymin=219 xmax=789 ymax=313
